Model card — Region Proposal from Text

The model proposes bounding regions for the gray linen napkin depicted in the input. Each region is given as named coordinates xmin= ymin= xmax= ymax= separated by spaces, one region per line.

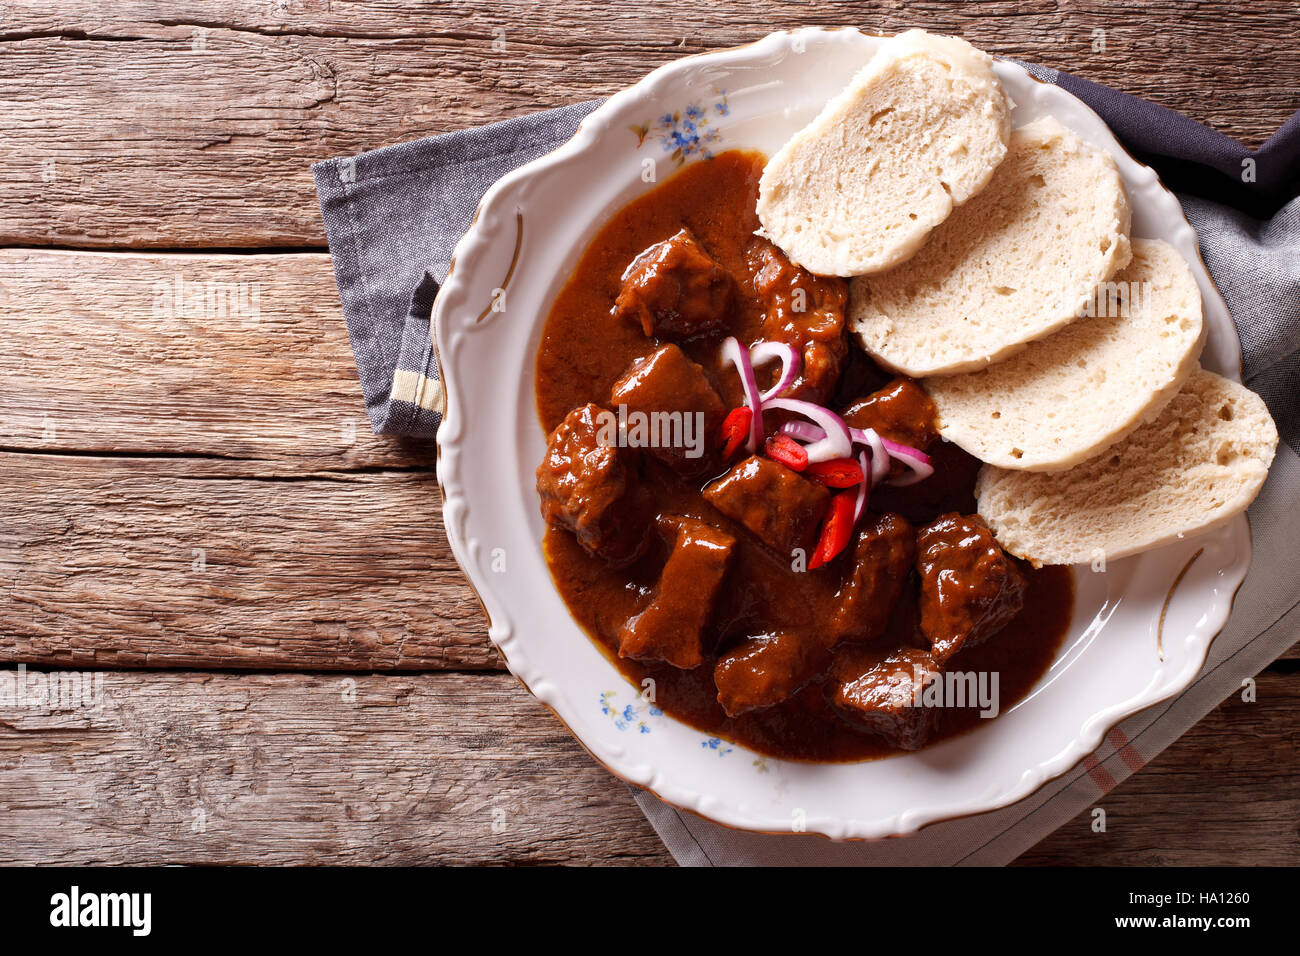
xmin=313 ymin=79 xmax=1299 ymax=865
xmin=312 ymin=101 xmax=601 ymax=436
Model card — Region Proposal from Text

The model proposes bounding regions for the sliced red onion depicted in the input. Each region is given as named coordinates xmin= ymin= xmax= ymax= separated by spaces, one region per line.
xmin=851 ymin=449 xmax=871 ymax=524
xmin=881 ymin=437 xmax=934 ymax=486
xmin=850 ymin=427 xmax=891 ymax=485
xmin=778 ymin=420 xmax=824 ymax=443
xmin=749 ymin=341 xmax=800 ymax=402
xmin=775 ymin=416 xmax=933 ymax=487
xmin=761 ymin=398 xmax=851 ymax=464
xmin=721 ymin=336 xmax=763 ymax=452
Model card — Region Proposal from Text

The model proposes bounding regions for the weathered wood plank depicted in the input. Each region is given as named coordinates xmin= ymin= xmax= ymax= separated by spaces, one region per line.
xmin=0 ymin=667 xmax=1291 ymax=865
xmin=1017 ymin=668 xmax=1300 ymax=865
xmin=0 ymin=1 xmax=1295 ymax=247
xmin=0 ymin=670 xmax=672 ymax=864
xmin=0 ymin=453 xmax=494 ymax=670
xmin=0 ymin=249 xmax=426 ymax=468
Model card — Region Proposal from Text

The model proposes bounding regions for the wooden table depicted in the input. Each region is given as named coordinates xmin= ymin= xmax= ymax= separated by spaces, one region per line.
xmin=1 ymin=2 xmax=1296 ymax=865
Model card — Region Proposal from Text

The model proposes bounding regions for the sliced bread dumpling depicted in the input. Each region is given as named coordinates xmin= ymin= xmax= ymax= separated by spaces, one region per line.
xmin=850 ymin=115 xmax=1132 ymax=376
xmin=926 ymin=239 xmax=1206 ymax=471
xmin=756 ymin=29 xmax=1010 ymax=277
xmin=975 ymin=368 xmax=1278 ymax=566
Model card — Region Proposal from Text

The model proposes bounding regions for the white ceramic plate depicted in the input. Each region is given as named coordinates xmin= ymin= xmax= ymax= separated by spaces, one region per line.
xmin=434 ymin=28 xmax=1250 ymax=840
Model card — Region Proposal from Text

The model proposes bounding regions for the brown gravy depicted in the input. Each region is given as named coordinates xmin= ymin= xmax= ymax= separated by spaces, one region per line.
xmin=535 ymin=150 xmax=1074 ymax=762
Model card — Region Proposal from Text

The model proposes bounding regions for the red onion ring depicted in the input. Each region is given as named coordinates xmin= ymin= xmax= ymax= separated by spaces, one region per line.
xmin=851 ymin=449 xmax=871 ymax=524
xmin=849 ymin=427 xmax=891 ymax=486
xmin=749 ymin=341 xmax=801 ymax=402
xmin=778 ymin=420 xmax=824 ymax=443
xmin=761 ymin=393 xmax=934 ymax=487
xmin=761 ymin=398 xmax=852 ymax=464
xmin=881 ymin=437 xmax=934 ymax=486
xmin=721 ymin=336 xmax=763 ymax=452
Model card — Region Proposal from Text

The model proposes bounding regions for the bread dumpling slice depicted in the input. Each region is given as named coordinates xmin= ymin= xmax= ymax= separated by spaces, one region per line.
xmin=975 ymin=368 xmax=1278 ymax=566
xmin=756 ymin=29 xmax=1010 ymax=277
xmin=926 ymin=239 xmax=1206 ymax=471
xmin=850 ymin=116 xmax=1132 ymax=376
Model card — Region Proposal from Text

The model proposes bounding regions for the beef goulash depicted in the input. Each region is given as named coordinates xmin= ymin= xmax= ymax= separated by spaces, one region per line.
xmin=535 ymin=150 xmax=1073 ymax=761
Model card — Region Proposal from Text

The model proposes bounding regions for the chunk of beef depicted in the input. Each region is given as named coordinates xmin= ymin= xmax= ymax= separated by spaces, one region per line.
xmin=744 ymin=237 xmax=848 ymax=403
xmin=714 ymin=630 xmax=832 ymax=717
xmin=915 ymin=513 xmax=1026 ymax=663
xmin=536 ymin=403 xmax=649 ymax=566
xmin=617 ymin=516 xmax=734 ymax=669
xmin=609 ymin=344 xmax=725 ymax=475
xmin=827 ymin=646 xmax=943 ymax=750
xmin=831 ymin=512 xmax=916 ymax=643
xmin=613 ymin=228 xmax=735 ymax=340
xmin=703 ymin=456 xmax=829 ymax=558
xmin=840 ymin=377 xmax=940 ymax=452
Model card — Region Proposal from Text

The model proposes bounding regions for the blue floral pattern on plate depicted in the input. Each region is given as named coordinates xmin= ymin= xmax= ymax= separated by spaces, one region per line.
xmin=630 ymin=89 xmax=730 ymax=166
xmin=599 ymin=690 xmax=662 ymax=734
xmin=701 ymin=736 xmax=734 ymax=757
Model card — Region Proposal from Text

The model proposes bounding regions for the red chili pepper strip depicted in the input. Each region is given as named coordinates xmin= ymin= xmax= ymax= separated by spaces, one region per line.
xmin=809 ymin=490 xmax=856 ymax=569
xmin=804 ymin=457 xmax=864 ymax=488
xmin=764 ymin=433 xmax=809 ymax=472
xmin=718 ymin=406 xmax=753 ymax=459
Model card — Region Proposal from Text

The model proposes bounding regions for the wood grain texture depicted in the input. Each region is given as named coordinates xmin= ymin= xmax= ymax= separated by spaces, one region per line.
xmin=0 ymin=452 xmax=495 ymax=670
xmin=0 ymin=0 xmax=1296 ymax=247
xmin=0 ymin=249 xmax=423 ymax=468
xmin=0 ymin=670 xmax=672 ymax=864
xmin=0 ymin=667 xmax=1291 ymax=865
